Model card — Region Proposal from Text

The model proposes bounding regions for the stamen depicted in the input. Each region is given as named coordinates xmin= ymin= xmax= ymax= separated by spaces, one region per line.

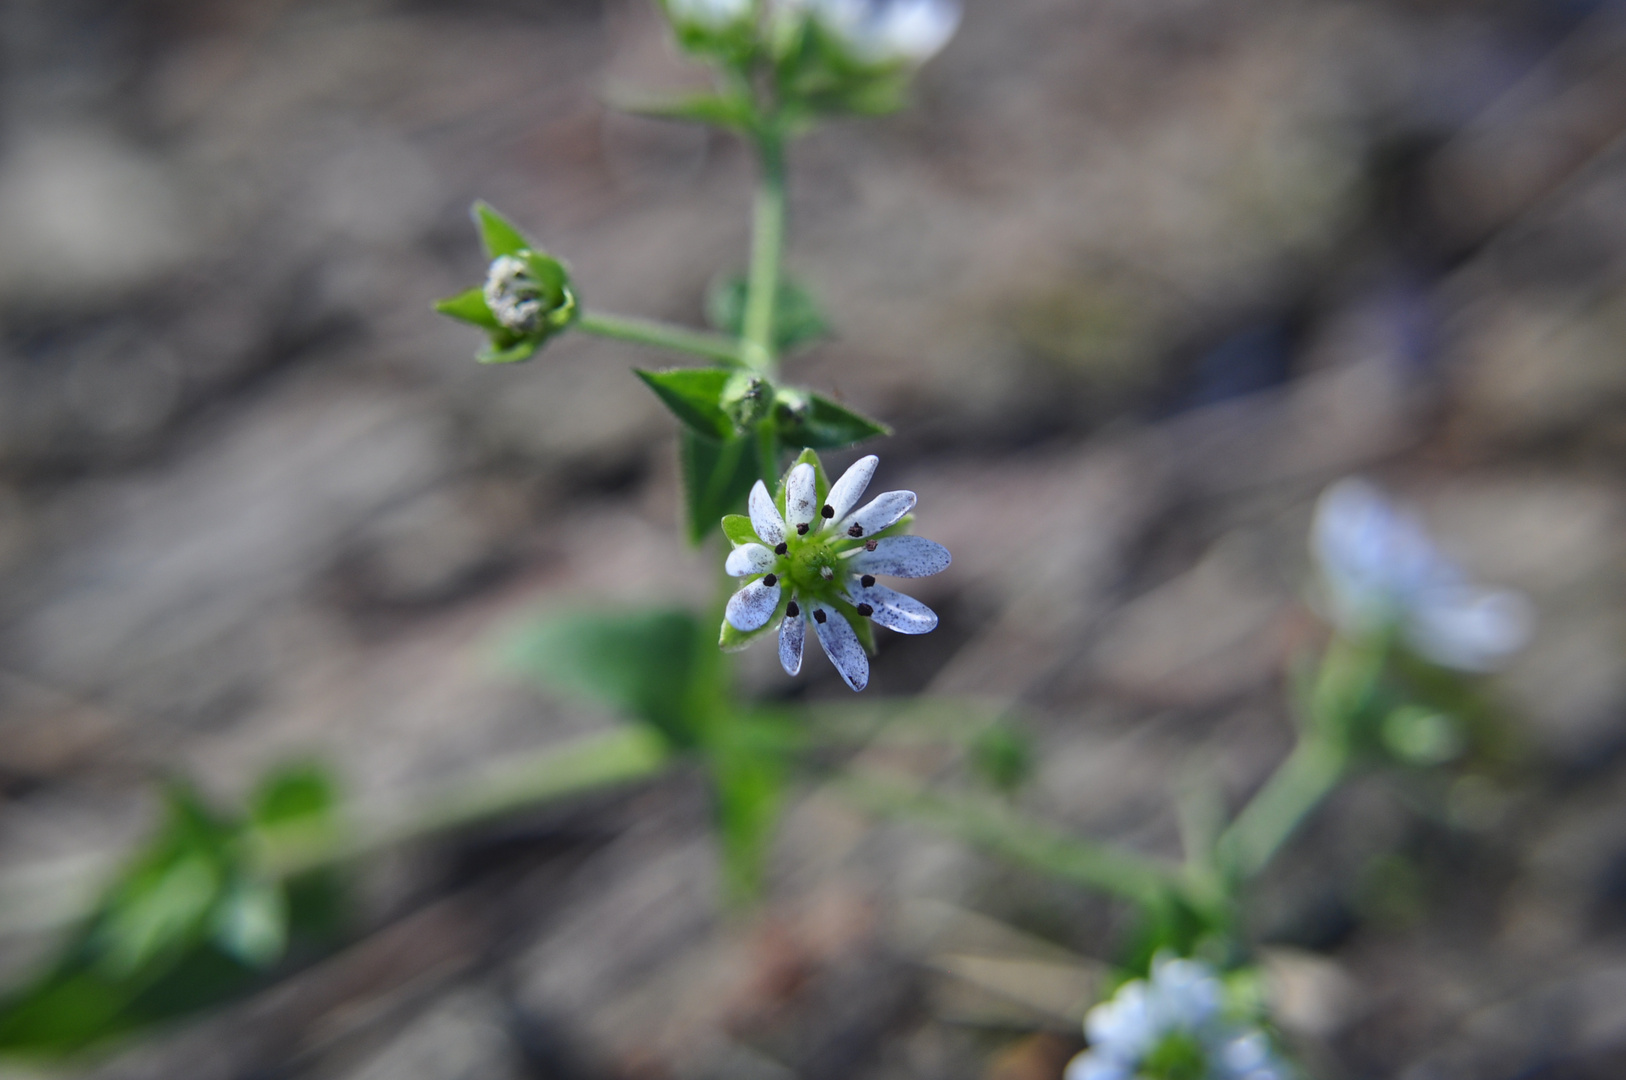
xmin=864 ymin=539 xmax=878 ymax=551
xmin=763 ymin=573 xmax=777 ymax=587
xmin=786 ymin=601 xmax=799 ymax=617
xmin=860 ymin=574 xmax=875 ymax=588
xmin=856 ymin=603 xmax=874 ymax=617
xmin=820 ymin=566 xmax=834 ymax=581
xmin=797 ymin=523 xmax=809 ymax=535
xmin=848 ymin=524 xmax=864 ymax=537
xmin=813 ymin=608 xmax=827 ymax=624
xmin=821 ymin=505 xmax=834 ymax=518
xmin=775 ymin=542 xmax=788 ymax=555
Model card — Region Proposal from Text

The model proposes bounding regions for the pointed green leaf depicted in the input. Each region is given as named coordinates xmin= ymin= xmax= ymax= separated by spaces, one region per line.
xmin=434 ymin=287 xmax=501 ymax=331
xmin=775 ymin=391 xmax=890 ymax=450
xmin=472 ymin=200 xmax=534 ymax=259
xmin=636 ymin=367 xmax=736 ymax=440
xmin=680 ymin=429 xmax=760 ymax=545
xmin=618 ymin=92 xmax=756 ymax=132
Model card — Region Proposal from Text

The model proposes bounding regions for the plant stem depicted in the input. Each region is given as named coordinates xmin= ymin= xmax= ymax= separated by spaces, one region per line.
xmin=741 ymin=130 xmax=786 ymax=376
xmin=576 ymin=310 xmax=744 ymax=366
xmin=1216 ymin=734 xmax=1347 ymax=881
xmin=836 ymin=773 xmax=1182 ymax=907
xmin=261 ymin=728 xmax=673 ymax=878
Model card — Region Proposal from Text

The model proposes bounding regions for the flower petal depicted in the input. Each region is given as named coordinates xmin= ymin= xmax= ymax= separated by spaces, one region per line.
xmin=725 ymin=579 xmax=782 ymax=632
xmin=1406 ymin=585 xmax=1534 ymax=672
xmin=823 ymin=455 xmax=877 ymax=525
xmin=778 ymin=605 xmax=805 ymax=676
xmin=785 ymin=462 xmax=819 ymax=529
xmin=837 ymin=490 xmax=916 ymax=540
xmin=846 ymin=535 xmax=951 ymax=578
xmin=725 ymin=543 xmax=778 ymax=577
xmin=810 ymin=605 xmax=868 ymax=691
xmin=748 ymin=479 xmax=786 ymax=545
xmin=846 ymin=581 xmax=938 ymax=634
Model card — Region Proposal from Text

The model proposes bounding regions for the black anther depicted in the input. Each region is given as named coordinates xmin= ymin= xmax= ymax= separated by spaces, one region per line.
xmin=856 ymin=603 xmax=874 ymax=617
xmin=860 ymin=574 xmax=875 ymax=588
xmin=763 ymin=573 xmax=777 ymax=587
xmin=865 ymin=539 xmax=878 ymax=551
xmin=774 ymin=542 xmax=787 ymax=555
xmin=786 ymin=601 xmax=799 ymax=618
xmin=821 ymin=505 xmax=835 ymax=518
xmin=848 ymin=524 xmax=864 ymax=537
xmin=813 ymin=609 xmax=828 ymax=624
xmin=796 ymin=523 xmax=809 ymax=535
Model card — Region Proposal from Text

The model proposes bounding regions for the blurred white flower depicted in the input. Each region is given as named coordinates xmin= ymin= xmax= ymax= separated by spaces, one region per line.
xmin=723 ymin=454 xmax=950 ymax=692
xmin=1312 ymin=479 xmax=1533 ymax=672
xmin=812 ymin=0 xmax=960 ymax=65
xmin=1065 ymin=956 xmax=1293 ymax=1080
xmin=483 ymin=254 xmax=544 ymax=332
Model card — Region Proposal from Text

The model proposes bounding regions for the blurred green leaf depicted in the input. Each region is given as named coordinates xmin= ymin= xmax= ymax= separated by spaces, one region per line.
xmin=709 ymin=722 xmax=789 ymax=904
xmin=706 ymin=275 xmax=829 ymax=354
xmin=774 ymin=391 xmax=889 ymax=450
xmin=971 ymin=725 xmax=1035 ymax=794
xmin=680 ymin=428 xmax=760 ymax=545
xmin=637 ymin=367 xmax=736 ymax=440
xmin=433 ymin=287 xmax=501 ymax=331
xmin=618 ymin=91 xmax=756 ymax=131
xmin=472 ymin=200 xmax=533 ymax=259
xmin=251 ymin=761 xmax=338 ymax=832
xmin=503 ymin=608 xmax=724 ymax=749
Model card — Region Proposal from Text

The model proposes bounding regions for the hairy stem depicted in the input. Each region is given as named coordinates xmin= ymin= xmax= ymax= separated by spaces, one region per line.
xmin=576 ymin=310 xmax=744 ymax=365
xmin=741 ymin=131 xmax=786 ymax=375
xmin=837 ymin=773 xmax=1183 ymax=907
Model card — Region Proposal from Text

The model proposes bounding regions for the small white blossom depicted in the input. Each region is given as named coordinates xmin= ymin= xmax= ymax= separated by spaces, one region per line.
xmin=1065 ymin=957 xmax=1293 ymax=1080
xmin=483 ymin=254 xmax=546 ymax=333
xmin=1312 ymin=479 xmax=1533 ymax=672
xmin=665 ymin=0 xmax=753 ymax=29
xmin=812 ymin=0 xmax=960 ymax=65
xmin=723 ymin=454 xmax=950 ymax=692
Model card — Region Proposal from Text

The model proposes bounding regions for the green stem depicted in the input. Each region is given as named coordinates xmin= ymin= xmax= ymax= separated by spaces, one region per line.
xmin=741 ymin=130 xmax=786 ymax=375
xmin=754 ymin=420 xmax=780 ymax=486
xmin=262 ymin=727 xmax=672 ymax=878
xmin=837 ymin=773 xmax=1181 ymax=906
xmin=576 ymin=310 xmax=744 ymax=366
xmin=1215 ymin=734 xmax=1347 ymax=881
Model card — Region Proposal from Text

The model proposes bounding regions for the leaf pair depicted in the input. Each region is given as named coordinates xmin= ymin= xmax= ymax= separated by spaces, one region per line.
xmin=0 ymin=765 xmax=344 ymax=1058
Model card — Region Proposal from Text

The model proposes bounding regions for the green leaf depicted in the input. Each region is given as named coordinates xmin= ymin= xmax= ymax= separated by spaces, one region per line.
xmin=501 ymin=608 xmax=723 ymax=749
xmin=472 ymin=200 xmax=533 ymax=259
xmin=775 ymin=391 xmax=890 ymax=450
xmin=636 ymin=367 xmax=736 ymax=440
xmin=434 ymin=287 xmax=501 ymax=331
xmin=721 ymin=514 xmax=759 ymax=547
xmin=972 ymin=725 xmax=1035 ymax=794
xmin=705 ymin=275 xmax=830 ymax=353
xmin=251 ymin=761 xmax=338 ymax=833
xmin=680 ymin=429 xmax=760 ymax=545
xmin=708 ymin=721 xmax=790 ymax=904
xmin=618 ymin=92 xmax=756 ymax=132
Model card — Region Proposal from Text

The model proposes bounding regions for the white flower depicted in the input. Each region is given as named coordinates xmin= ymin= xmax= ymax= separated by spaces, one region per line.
xmin=722 ymin=453 xmax=951 ymax=692
xmin=483 ymin=254 xmax=545 ymax=333
xmin=664 ymin=0 xmax=753 ymax=30
xmin=1312 ymin=479 xmax=1533 ymax=672
xmin=1065 ymin=957 xmax=1293 ymax=1080
xmin=812 ymin=0 xmax=960 ymax=65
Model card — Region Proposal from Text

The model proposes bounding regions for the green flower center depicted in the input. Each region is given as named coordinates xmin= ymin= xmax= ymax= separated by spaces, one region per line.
xmin=1141 ymin=1031 xmax=1207 ymax=1080
xmin=782 ymin=529 xmax=846 ymax=601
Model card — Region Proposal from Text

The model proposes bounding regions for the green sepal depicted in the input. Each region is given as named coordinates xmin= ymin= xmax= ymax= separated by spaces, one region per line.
xmin=637 ymin=367 xmax=736 ymax=440
xmin=617 ymin=91 xmax=757 ymax=132
xmin=472 ymin=200 xmax=533 ymax=259
xmin=706 ymin=275 xmax=829 ymax=354
xmin=721 ymin=514 xmax=760 ymax=547
xmin=477 ymin=337 xmax=542 ymax=365
xmin=434 ymin=287 xmax=501 ymax=331
xmin=775 ymin=446 xmax=831 ymax=517
xmin=719 ymin=590 xmax=791 ymax=653
xmin=680 ymin=428 xmax=760 ymax=545
xmin=774 ymin=389 xmax=890 ymax=449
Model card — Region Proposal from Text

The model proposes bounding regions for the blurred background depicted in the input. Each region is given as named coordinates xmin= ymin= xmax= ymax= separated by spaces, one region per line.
xmin=1 ymin=0 xmax=1626 ymax=1076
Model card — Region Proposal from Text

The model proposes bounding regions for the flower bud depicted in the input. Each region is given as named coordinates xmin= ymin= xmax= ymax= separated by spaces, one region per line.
xmin=722 ymin=370 xmax=774 ymax=429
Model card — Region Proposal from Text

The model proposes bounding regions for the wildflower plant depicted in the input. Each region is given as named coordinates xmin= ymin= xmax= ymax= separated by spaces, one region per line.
xmin=0 ymin=4 xmax=1546 ymax=1076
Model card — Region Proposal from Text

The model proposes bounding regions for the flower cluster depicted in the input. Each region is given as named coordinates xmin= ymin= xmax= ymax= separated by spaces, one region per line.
xmin=1312 ymin=479 xmax=1532 ymax=673
xmin=1067 ymin=957 xmax=1292 ymax=1080
xmin=722 ymin=452 xmax=950 ymax=691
